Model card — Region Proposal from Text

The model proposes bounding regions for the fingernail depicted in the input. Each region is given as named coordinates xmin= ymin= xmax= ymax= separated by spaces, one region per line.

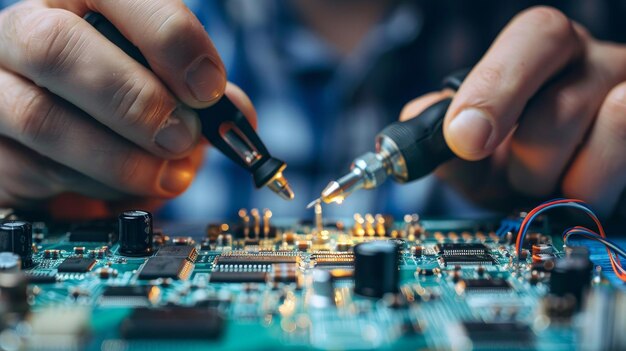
xmin=448 ymin=108 xmax=495 ymax=155
xmin=155 ymin=107 xmax=199 ymax=154
xmin=186 ymin=56 xmax=225 ymax=102
xmin=159 ymin=160 xmax=194 ymax=194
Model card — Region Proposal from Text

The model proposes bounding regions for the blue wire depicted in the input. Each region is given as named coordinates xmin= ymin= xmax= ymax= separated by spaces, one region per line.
xmin=516 ymin=201 xmax=598 ymax=256
xmin=563 ymin=228 xmax=626 ymax=259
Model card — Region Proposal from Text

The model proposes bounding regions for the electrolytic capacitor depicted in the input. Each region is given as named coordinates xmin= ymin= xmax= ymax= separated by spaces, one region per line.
xmin=354 ymin=241 xmax=399 ymax=298
xmin=550 ymin=255 xmax=592 ymax=308
xmin=118 ymin=210 xmax=153 ymax=257
xmin=0 ymin=221 xmax=33 ymax=268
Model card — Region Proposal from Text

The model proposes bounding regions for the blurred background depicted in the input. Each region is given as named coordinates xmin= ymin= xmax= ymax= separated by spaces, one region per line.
xmin=159 ymin=0 xmax=626 ymax=221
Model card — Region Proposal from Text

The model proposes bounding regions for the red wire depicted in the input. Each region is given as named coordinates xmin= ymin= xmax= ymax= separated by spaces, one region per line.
xmin=563 ymin=226 xmax=626 ymax=281
xmin=514 ymin=198 xmax=625 ymax=281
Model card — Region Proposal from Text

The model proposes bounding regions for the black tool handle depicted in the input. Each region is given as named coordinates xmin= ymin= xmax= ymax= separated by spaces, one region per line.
xmin=378 ymin=70 xmax=468 ymax=182
xmin=84 ymin=12 xmax=284 ymax=188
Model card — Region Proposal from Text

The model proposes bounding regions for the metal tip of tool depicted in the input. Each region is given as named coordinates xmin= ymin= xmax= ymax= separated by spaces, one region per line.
xmin=306 ymin=199 xmax=320 ymax=209
xmin=266 ymin=172 xmax=295 ymax=200
xmin=278 ymin=183 xmax=295 ymax=200
xmin=320 ymin=181 xmax=342 ymax=204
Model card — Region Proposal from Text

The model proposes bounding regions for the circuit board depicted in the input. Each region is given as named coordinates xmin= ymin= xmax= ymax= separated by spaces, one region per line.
xmin=0 ymin=207 xmax=624 ymax=351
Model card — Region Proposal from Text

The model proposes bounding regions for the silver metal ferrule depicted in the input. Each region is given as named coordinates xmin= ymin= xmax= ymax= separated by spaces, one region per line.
xmin=318 ymin=134 xmax=408 ymax=205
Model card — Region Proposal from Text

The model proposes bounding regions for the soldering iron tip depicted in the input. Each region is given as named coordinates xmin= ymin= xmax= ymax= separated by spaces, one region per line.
xmin=306 ymin=199 xmax=320 ymax=209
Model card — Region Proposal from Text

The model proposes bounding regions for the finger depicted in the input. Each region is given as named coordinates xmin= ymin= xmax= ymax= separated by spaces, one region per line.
xmin=224 ymin=82 xmax=258 ymax=129
xmin=508 ymin=42 xmax=626 ymax=196
xmin=0 ymin=2 xmax=200 ymax=157
xmin=561 ymin=82 xmax=626 ymax=218
xmin=0 ymin=137 xmax=129 ymax=207
xmin=0 ymin=68 xmax=195 ymax=197
xmin=399 ymin=90 xmax=454 ymax=122
xmin=44 ymin=0 xmax=226 ymax=108
xmin=443 ymin=6 xmax=584 ymax=161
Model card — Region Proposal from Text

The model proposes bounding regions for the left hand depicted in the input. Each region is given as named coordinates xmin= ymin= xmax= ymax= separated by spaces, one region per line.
xmin=400 ymin=6 xmax=626 ymax=218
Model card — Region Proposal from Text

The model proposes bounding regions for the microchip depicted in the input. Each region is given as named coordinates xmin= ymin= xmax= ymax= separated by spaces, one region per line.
xmin=57 ymin=257 xmax=96 ymax=273
xmin=312 ymin=252 xmax=354 ymax=267
xmin=25 ymin=272 xmax=57 ymax=284
xmin=460 ymin=278 xmax=511 ymax=292
xmin=440 ymin=255 xmax=496 ymax=267
xmin=209 ymin=271 xmax=269 ymax=283
xmin=100 ymin=285 xmax=160 ymax=306
xmin=155 ymin=245 xmax=198 ymax=262
xmin=461 ymin=321 xmax=534 ymax=348
xmin=120 ymin=307 xmax=224 ymax=340
xmin=437 ymin=243 xmax=488 ymax=256
xmin=215 ymin=253 xmax=299 ymax=265
xmin=138 ymin=257 xmax=193 ymax=280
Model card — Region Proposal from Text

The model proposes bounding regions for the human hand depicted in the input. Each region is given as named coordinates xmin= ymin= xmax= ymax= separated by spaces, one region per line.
xmin=0 ymin=0 xmax=256 ymax=217
xmin=400 ymin=7 xmax=626 ymax=218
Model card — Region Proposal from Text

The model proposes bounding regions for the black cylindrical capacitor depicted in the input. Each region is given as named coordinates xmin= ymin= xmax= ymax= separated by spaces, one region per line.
xmin=0 ymin=221 xmax=32 ymax=268
xmin=118 ymin=210 xmax=153 ymax=256
xmin=354 ymin=241 xmax=399 ymax=298
xmin=550 ymin=255 xmax=592 ymax=308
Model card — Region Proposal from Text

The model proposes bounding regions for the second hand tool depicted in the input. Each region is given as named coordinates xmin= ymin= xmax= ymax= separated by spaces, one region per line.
xmin=307 ymin=71 xmax=467 ymax=208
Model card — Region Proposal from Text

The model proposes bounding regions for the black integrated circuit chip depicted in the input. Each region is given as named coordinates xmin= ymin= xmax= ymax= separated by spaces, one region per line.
xmin=138 ymin=257 xmax=193 ymax=280
xmin=437 ymin=243 xmax=488 ymax=256
xmin=215 ymin=254 xmax=298 ymax=265
xmin=440 ymin=255 xmax=496 ymax=267
xmin=155 ymin=245 xmax=198 ymax=262
xmin=461 ymin=321 xmax=535 ymax=348
xmin=25 ymin=272 xmax=57 ymax=284
xmin=120 ymin=307 xmax=224 ymax=340
xmin=312 ymin=253 xmax=355 ymax=267
xmin=209 ymin=271 xmax=269 ymax=283
xmin=57 ymin=257 xmax=96 ymax=273
xmin=100 ymin=285 xmax=160 ymax=306
xmin=461 ymin=278 xmax=512 ymax=292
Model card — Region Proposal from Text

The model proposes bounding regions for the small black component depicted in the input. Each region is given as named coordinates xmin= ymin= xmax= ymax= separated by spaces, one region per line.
xmin=119 ymin=210 xmax=153 ymax=257
xmin=209 ymin=271 xmax=268 ymax=283
xmin=120 ymin=307 xmax=224 ymax=340
xmin=437 ymin=243 xmax=488 ymax=256
xmin=462 ymin=278 xmax=511 ymax=292
xmin=440 ymin=255 xmax=496 ymax=267
xmin=313 ymin=253 xmax=355 ymax=267
xmin=354 ymin=241 xmax=399 ymax=298
xmin=68 ymin=222 xmax=117 ymax=243
xmin=138 ymin=257 xmax=193 ymax=280
xmin=550 ymin=255 xmax=592 ymax=307
xmin=215 ymin=254 xmax=298 ymax=265
xmin=461 ymin=321 xmax=534 ymax=348
xmin=155 ymin=245 xmax=198 ymax=263
xmin=100 ymin=285 xmax=160 ymax=306
xmin=57 ymin=257 xmax=96 ymax=273
xmin=102 ymin=285 xmax=155 ymax=298
xmin=25 ymin=273 xmax=57 ymax=284
xmin=0 ymin=221 xmax=33 ymax=268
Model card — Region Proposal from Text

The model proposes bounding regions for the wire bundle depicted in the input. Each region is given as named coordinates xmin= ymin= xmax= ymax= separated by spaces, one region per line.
xmin=514 ymin=198 xmax=626 ymax=282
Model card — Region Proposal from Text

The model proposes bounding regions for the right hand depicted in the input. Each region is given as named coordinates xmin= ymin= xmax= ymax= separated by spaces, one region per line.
xmin=0 ymin=0 xmax=256 ymax=216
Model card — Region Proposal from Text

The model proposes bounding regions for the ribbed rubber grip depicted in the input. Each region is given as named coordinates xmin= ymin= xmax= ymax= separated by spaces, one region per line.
xmin=378 ymin=98 xmax=454 ymax=182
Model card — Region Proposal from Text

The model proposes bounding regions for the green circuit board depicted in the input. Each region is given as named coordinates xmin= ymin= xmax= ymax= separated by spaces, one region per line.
xmin=0 ymin=211 xmax=623 ymax=351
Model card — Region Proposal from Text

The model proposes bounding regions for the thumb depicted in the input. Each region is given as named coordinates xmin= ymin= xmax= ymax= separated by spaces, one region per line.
xmin=399 ymin=90 xmax=454 ymax=122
